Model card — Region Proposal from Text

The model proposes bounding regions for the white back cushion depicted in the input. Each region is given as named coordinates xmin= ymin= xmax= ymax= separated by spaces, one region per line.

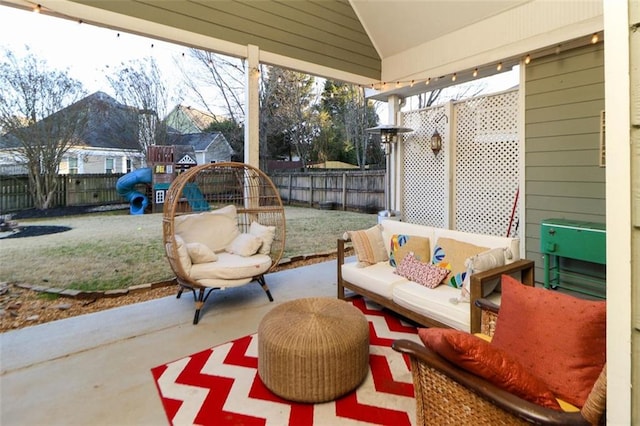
xmin=175 ymin=205 xmax=240 ymax=252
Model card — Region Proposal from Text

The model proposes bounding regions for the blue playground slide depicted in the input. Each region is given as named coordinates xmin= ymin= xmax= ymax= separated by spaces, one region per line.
xmin=116 ymin=167 xmax=152 ymax=215
xmin=183 ymin=182 xmax=210 ymax=212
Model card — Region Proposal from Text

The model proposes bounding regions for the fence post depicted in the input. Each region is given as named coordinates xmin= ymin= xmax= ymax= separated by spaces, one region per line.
xmin=309 ymin=174 xmax=314 ymax=207
xmin=342 ymin=173 xmax=347 ymax=210
xmin=287 ymin=174 xmax=292 ymax=205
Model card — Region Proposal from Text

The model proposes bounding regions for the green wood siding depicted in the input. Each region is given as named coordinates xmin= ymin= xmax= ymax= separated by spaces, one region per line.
xmin=71 ymin=0 xmax=381 ymax=79
xmin=525 ymin=43 xmax=605 ymax=284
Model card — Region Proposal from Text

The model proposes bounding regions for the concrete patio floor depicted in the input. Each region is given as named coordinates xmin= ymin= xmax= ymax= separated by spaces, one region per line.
xmin=0 ymin=259 xmax=343 ymax=426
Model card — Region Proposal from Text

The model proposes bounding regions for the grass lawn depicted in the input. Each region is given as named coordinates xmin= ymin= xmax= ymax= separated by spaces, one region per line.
xmin=0 ymin=206 xmax=377 ymax=291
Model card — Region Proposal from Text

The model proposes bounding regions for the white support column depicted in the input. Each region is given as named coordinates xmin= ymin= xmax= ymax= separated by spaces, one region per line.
xmin=518 ymin=60 xmax=527 ymax=259
xmin=244 ymin=44 xmax=260 ymax=168
xmin=443 ymin=101 xmax=454 ymax=229
xmin=603 ymin=1 xmax=632 ymax=424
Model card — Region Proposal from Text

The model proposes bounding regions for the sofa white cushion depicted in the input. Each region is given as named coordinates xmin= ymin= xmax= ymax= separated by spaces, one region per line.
xmin=175 ymin=205 xmax=240 ymax=252
xmin=392 ymin=281 xmax=501 ymax=332
xmin=190 ymin=252 xmax=272 ymax=282
xmin=380 ymin=221 xmax=436 ymax=252
xmin=433 ymin=227 xmax=520 ymax=264
xmin=341 ymin=261 xmax=408 ymax=299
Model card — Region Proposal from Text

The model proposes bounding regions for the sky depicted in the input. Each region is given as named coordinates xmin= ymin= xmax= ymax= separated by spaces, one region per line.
xmin=0 ymin=5 xmax=200 ymax=108
xmin=0 ymin=4 xmax=519 ymax=120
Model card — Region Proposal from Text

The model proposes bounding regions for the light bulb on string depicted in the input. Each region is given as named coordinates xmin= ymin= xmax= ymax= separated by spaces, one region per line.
xmin=524 ymin=54 xmax=531 ymax=65
xmin=591 ymin=33 xmax=599 ymax=44
xmin=473 ymin=68 xmax=478 ymax=77
xmin=496 ymin=62 xmax=503 ymax=71
xmin=425 ymin=78 xmax=430 ymax=86
xmin=33 ymin=4 xmax=41 ymax=13
xmin=451 ymin=73 xmax=457 ymax=82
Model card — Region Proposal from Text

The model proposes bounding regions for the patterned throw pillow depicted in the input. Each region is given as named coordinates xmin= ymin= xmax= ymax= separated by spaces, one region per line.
xmin=389 ymin=234 xmax=431 ymax=267
xmin=432 ymin=237 xmax=488 ymax=288
xmin=344 ymin=224 xmax=389 ymax=267
xmin=452 ymin=247 xmax=509 ymax=304
xmin=396 ymin=252 xmax=449 ymax=288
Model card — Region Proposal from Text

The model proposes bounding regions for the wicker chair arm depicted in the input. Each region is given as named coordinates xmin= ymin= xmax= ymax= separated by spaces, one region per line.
xmin=469 ymin=259 xmax=535 ymax=333
xmin=392 ymin=339 xmax=591 ymax=425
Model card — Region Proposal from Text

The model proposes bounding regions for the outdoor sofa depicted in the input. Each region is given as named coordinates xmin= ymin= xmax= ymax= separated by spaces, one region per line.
xmin=337 ymin=219 xmax=534 ymax=333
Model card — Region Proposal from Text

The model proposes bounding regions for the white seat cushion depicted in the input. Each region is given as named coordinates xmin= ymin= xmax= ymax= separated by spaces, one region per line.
xmin=392 ymin=281 xmax=501 ymax=332
xmin=341 ymin=262 xmax=408 ymax=300
xmin=190 ymin=253 xmax=272 ymax=282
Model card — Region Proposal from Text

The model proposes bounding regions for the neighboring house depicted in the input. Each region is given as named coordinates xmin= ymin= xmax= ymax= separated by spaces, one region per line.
xmin=166 ymin=132 xmax=233 ymax=164
xmin=164 ymin=105 xmax=223 ymax=134
xmin=307 ymin=161 xmax=360 ymax=169
xmin=0 ymin=91 xmax=146 ymax=175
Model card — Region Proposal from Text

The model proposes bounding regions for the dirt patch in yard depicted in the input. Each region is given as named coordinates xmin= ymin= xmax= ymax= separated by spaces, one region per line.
xmin=0 ymin=252 xmax=345 ymax=332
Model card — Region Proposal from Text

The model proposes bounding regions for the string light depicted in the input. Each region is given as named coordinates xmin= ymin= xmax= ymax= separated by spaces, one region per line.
xmin=591 ymin=33 xmax=599 ymax=44
xmin=364 ymin=59 xmax=523 ymax=91
xmin=33 ymin=4 xmax=41 ymax=13
xmin=555 ymin=45 xmax=561 ymax=54
xmin=524 ymin=54 xmax=531 ymax=65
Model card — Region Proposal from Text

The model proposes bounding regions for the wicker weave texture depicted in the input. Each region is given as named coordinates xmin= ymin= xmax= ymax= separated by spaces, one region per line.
xmin=257 ymin=298 xmax=369 ymax=403
xmin=412 ymin=360 xmax=528 ymax=425
xmin=162 ymin=162 xmax=285 ymax=288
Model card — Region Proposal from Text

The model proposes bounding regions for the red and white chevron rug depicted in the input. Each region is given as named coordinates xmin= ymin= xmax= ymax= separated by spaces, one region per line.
xmin=151 ymin=298 xmax=420 ymax=425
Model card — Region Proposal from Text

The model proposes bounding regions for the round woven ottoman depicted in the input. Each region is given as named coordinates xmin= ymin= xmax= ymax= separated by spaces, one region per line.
xmin=257 ymin=297 xmax=369 ymax=403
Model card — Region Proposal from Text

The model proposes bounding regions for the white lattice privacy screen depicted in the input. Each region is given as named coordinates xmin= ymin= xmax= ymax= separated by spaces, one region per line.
xmin=402 ymin=106 xmax=447 ymax=228
xmin=401 ymin=89 xmax=520 ymax=238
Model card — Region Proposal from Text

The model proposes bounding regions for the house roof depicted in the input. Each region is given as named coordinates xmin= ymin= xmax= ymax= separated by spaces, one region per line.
xmin=167 ymin=132 xmax=232 ymax=154
xmin=165 ymin=105 xmax=220 ymax=133
xmin=0 ymin=91 xmax=144 ymax=152
xmin=75 ymin=92 xmax=145 ymax=151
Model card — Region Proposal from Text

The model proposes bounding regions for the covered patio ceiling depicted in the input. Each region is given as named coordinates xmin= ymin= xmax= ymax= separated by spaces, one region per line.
xmin=0 ymin=0 xmax=602 ymax=99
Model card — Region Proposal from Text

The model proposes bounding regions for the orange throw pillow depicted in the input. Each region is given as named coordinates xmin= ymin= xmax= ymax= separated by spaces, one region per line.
xmin=418 ymin=328 xmax=562 ymax=410
xmin=490 ymin=275 xmax=606 ymax=408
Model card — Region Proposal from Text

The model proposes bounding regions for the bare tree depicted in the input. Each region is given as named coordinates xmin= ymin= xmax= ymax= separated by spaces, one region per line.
xmin=0 ymin=48 xmax=87 ymax=209
xmin=417 ymin=81 xmax=488 ymax=108
xmin=175 ymin=50 xmax=246 ymax=157
xmin=107 ymin=57 xmax=172 ymax=158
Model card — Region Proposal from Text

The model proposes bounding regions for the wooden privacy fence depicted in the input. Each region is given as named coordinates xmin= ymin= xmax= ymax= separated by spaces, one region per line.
xmin=0 ymin=173 xmax=126 ymax=212
xmin=1 ymin=170 xmax=385 ymax=213
xmin=270 ymin=170 xmax=385 ymax=212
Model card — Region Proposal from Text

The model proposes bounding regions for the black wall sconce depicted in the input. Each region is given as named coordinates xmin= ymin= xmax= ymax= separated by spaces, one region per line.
xmin=430 ymin=114 xmax=448 ymax=155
